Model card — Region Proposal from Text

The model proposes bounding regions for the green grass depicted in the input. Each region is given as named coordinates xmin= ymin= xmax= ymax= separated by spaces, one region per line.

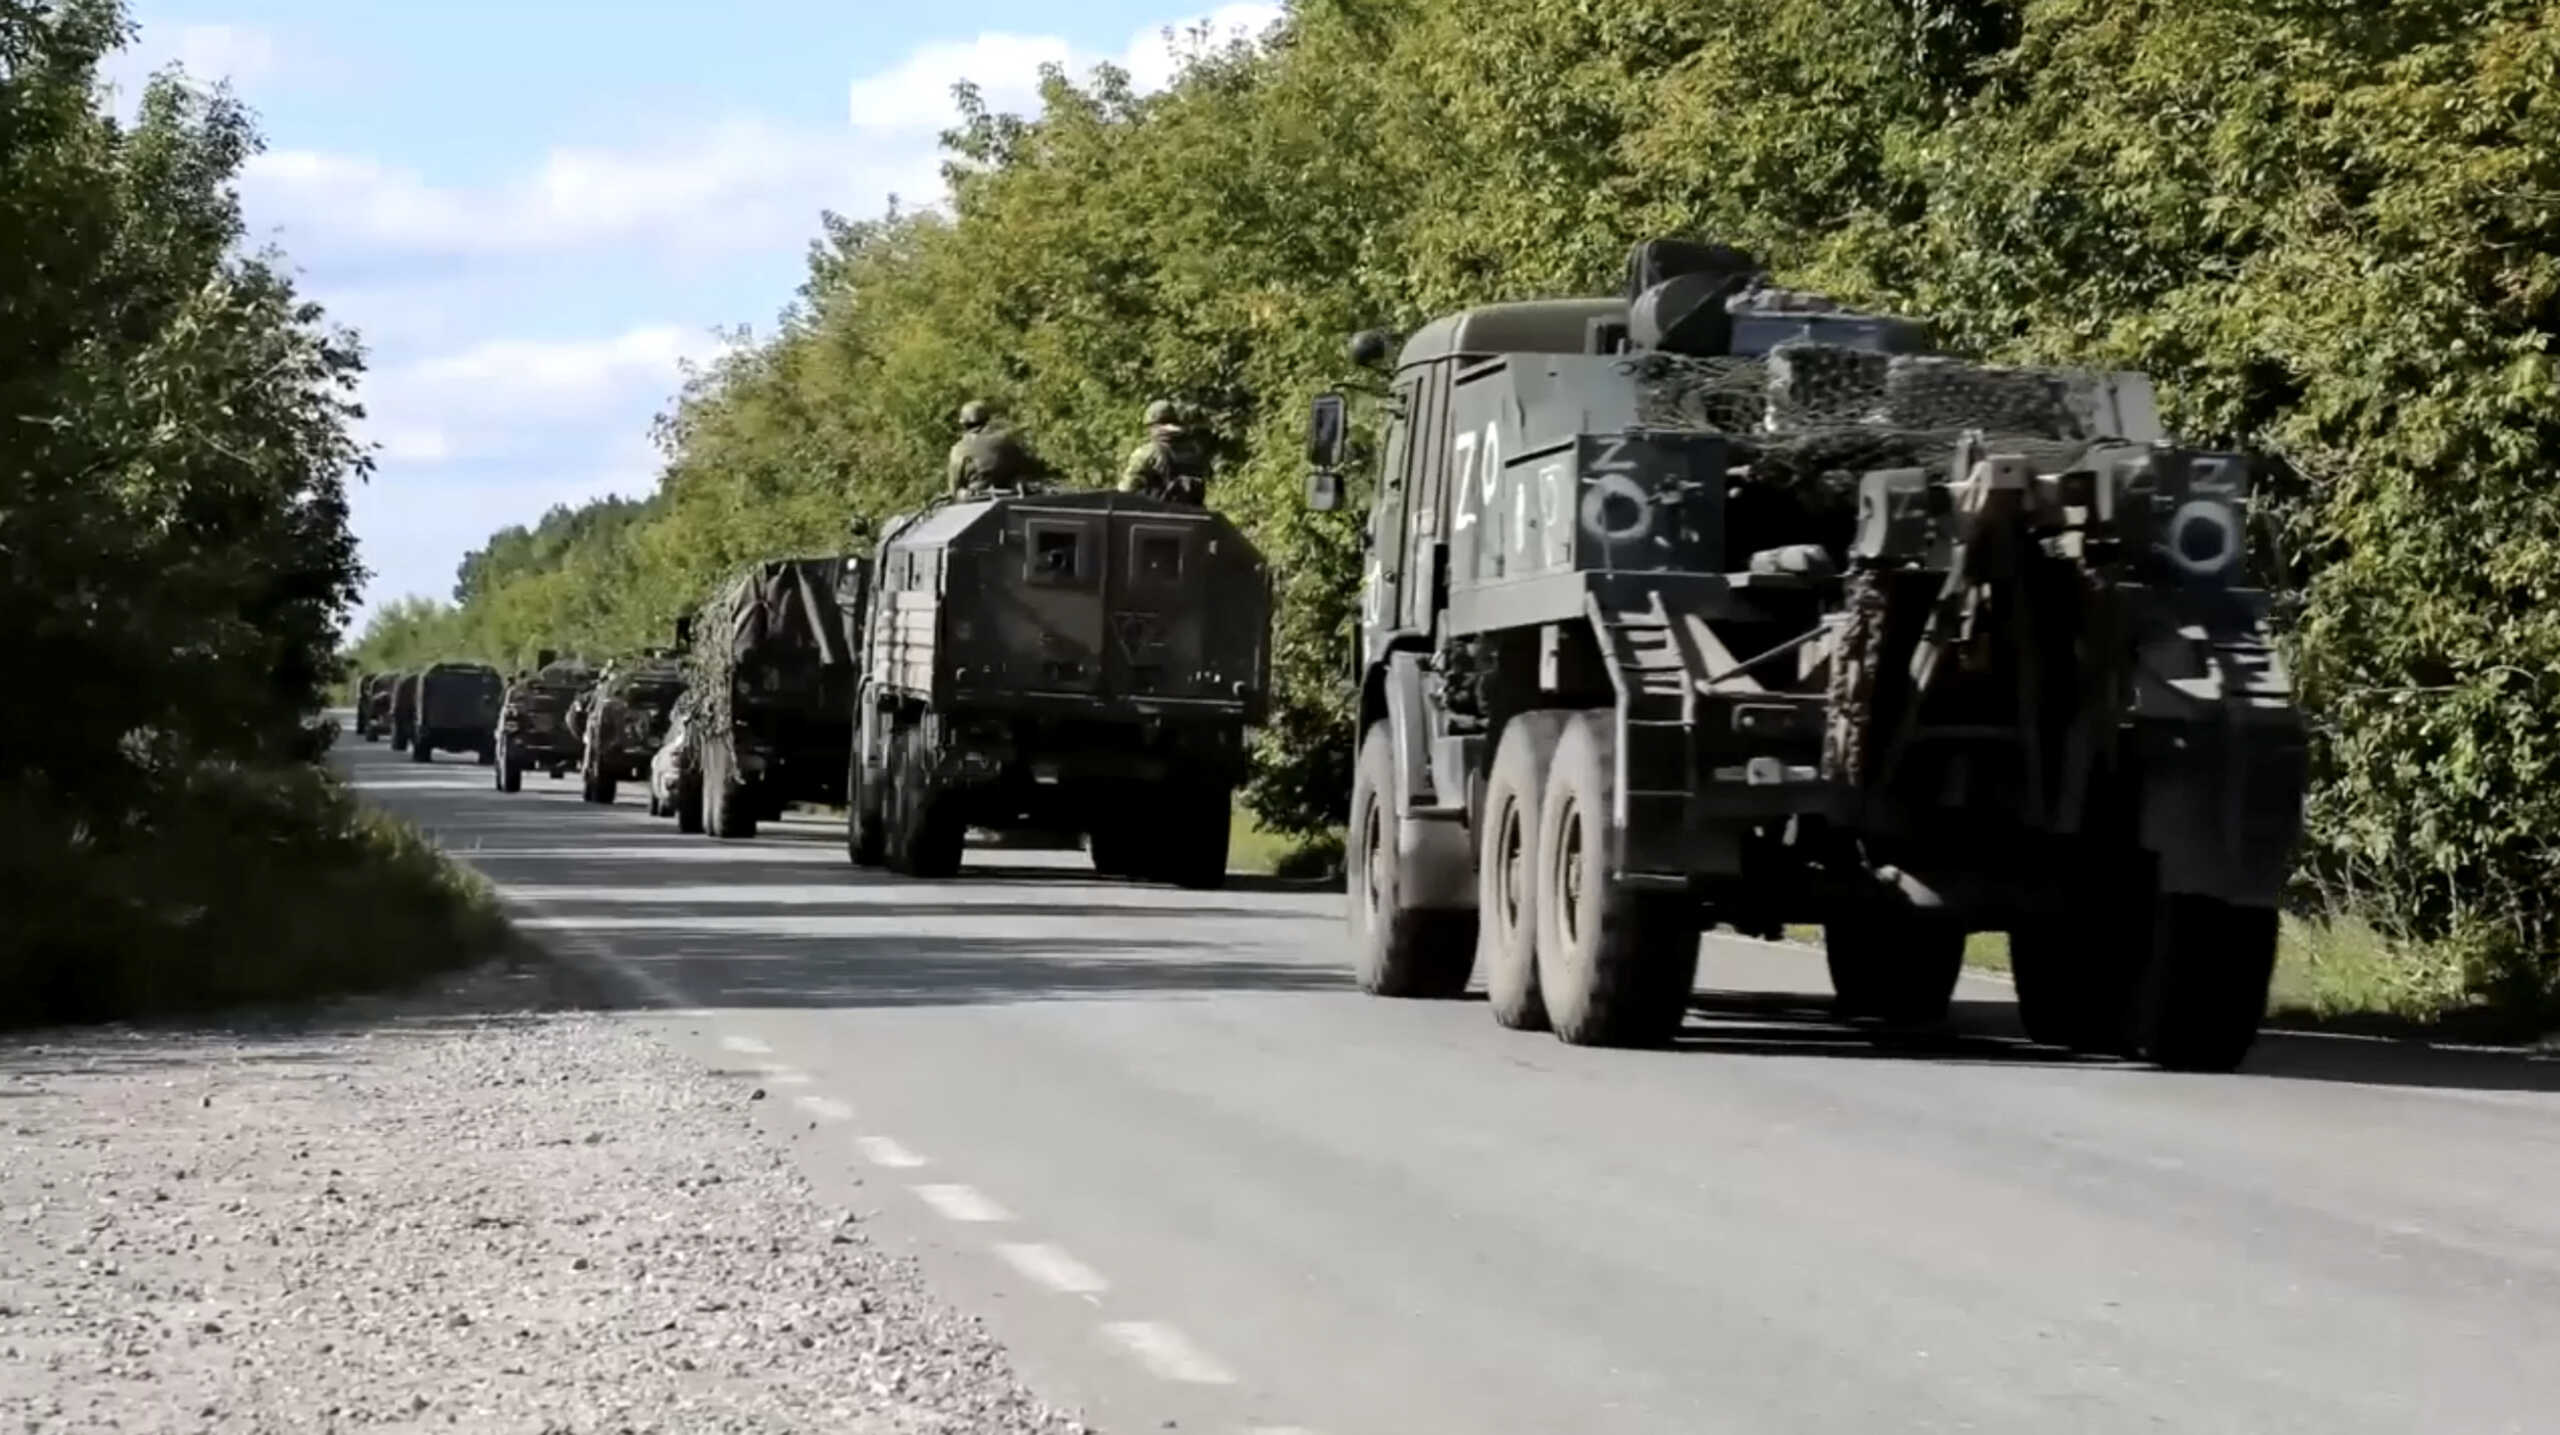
xmin=1229 ymin=805 xmax=1343 ymax=880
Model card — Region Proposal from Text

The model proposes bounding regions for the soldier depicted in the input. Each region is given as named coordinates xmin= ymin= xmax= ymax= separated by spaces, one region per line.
xmin=1119 ymin=399 xmax=1210 ymax=505
xmin=945 ymin=400 xmax=1043 ymax=497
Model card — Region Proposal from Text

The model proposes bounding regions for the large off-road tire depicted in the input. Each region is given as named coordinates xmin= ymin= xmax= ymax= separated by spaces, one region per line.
xmin=1347 ymin=721 xmax=1474 ymax=998
xmin=846 ymin=737 xmax=887 ymax=867
xmin=2009 ymin=914 xmax=2142 ymax=1055
xmin=1480 ymin=710 xmax=1571 ymax=1032
xmin=1087 ymin=817 xmax=1139 ymax=878
xmin=885 ymin=725 xmax=962 ymax=878
xmin=1160 ymin=781 xmax=1232 ymax=891
xmin=703 ymin=740 xmax=759 ymax=839
xmin=2136 ymin=895 xmax=2278 ymax=1072
xmin=496 ymin=739 xmax=523 ymax=793
xmin=675 ymin=770 xmax=704 ymax=835
xmin=1534 ymin=713 xmax=1700 ymax=1047
xmin=592 ymin=771 xmax=618 ymax=805
xmin=410 ymin=733 xmax=431 ymax=764
xmin=1824 ymin=903 xmax=1967 ymax=1029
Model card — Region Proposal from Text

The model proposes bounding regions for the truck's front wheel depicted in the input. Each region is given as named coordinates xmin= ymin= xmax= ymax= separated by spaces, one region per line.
xmin=846 ymin=740 xmax=886 ymax=867
xmin=885 ymin=725 xmax=960 ymax=878
xmin=1535 ymin=713 xmax=1698 ymax=1047
xmin=1480 ymin=710 xmax=1571 ymax=1032
xmin=2137 ymin=895 xmax=2278 ymax=1072
xmin=704 ymin=741 xmax=758 ymax=839
xmin=1348 ymin=722 xmax=1473 ymax=998
xmin=1162 ymin=781 xmax=1232 ymax=891
xmin=675 ymin=770 xmax=704 ymax=835
xmin=496 ymin=736 xmax=523 ymax=793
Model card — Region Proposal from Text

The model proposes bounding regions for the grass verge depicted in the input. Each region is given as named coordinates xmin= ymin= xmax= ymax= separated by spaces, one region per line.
xmin=1229 ymin=806 xmax=1344 ymax=881
xmin=1 ymin=761 xmax=519 ymax=1030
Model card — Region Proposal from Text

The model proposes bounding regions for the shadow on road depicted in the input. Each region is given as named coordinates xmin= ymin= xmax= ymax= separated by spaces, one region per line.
xmin=1670 ymin=990 xmax=2560 ymax=1093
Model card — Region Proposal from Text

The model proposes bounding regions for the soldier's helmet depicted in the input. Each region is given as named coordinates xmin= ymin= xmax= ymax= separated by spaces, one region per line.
xmin=957 ymin=400 xmax=992 ymax=430
xmin=1144 ymin=399 xmax=1179 ymax=427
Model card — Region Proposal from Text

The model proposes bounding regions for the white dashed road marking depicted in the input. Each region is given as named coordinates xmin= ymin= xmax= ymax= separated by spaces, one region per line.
xmin=857 ymin=1135 xmax=928 ymax=1168
xmin=912 ymin=1183 xmax=1012 ymax=1223
xmin=720 ymin=1034 xmax=773 ymax=1056
xmin=1099 ymin=1321 xmax=1237 ymax=1385
xmin=993 ymin=1242 xmax=1109 ymax=1296
xmin=762 ymin=1068 xmax=812 ymax=1087
xmin=793 ymin=1094 xmax=854 ymax=1122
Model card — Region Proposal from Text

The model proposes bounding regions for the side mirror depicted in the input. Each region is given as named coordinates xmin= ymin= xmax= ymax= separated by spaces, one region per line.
xmin=1305 ymin=470 xmax=1342 ymax=513
xmin=1347 ymin=330 xmax=1392 ymax=369
xmin=536 ymin=648 xmax=558 ymax=668
xmin=1306 ymin=392 xmax=1348 ymax=470
xmin=674 ymin=614 xmax=695 ymax=646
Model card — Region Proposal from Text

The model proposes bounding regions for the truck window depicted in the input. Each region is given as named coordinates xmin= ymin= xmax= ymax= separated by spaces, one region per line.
xmin=1130 ymin=527 xmax=1186 ymax=586
xmin=1026 ymin=522 xmax=1092 ymax=587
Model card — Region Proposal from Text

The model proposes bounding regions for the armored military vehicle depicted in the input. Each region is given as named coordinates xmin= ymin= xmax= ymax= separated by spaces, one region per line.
xmin=353 ymin=672 xmax=390 ymax=741
xmin=1303 ymin=237 xmax=2306 ymax=1071
xmin=579 ymin=652 xmax=687 ymax=805
xmin=495 ymin=651 xmax=595 ymax=793
xmin=388 ymin=670 xmax=423 ymax=751
xmin=407 ymin=661 xmax=504 ymax=764
xmin=681 ymin=557 xmax=867 ymax=839
xmin=844 ymin=491 xmax=1271 ymax=885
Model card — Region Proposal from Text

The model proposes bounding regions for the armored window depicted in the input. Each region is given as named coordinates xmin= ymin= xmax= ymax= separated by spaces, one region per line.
xmin=1025 ymin=521 xmax=1093 ymax=588
xmin=1129 ymin=526 xmax=1186 ymax=587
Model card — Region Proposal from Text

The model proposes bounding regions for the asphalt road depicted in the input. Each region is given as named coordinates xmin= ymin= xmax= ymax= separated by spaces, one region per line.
xmin=341 ymin=729 xmax=2560 ymax=1435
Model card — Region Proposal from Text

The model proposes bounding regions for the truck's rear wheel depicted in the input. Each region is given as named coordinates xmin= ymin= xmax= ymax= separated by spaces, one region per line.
xmin=1162 ymin=781 xmax=1231 ymax=891
xmin=592 ymin=771 xmax=618 ymax=804
xmin=1088 ymin=819 xmax=1138 ymax=878
xmin=2137 ymin=896 xmax=2278 ymax=1072
xmin=846 ymin=741 xmax=886 ymax=867
xmin=1480 ymin=710 xmax=1571 ymax=1032
xmin=1824 ymin=904 xmax=1966 ymax=1029
xmin=886 ymin=725 xmax=960 ymax=878
xmin=1348 ymin=722 xmax=1473 ymax=998
xmin=497 ymin=737 xmax=523 ymax=793
xmin=2009 ymin=916 xmax=2140 ymax=1054
xmin=1534 ymin=713 xmax=1698 ymax=1047
xmin=410 ymin=734 xmax=431 ymax=764
xmin=675 ymin=770 xmax=704 ymax=835
xmin=704 ymin=741 xmax=758 ymax=839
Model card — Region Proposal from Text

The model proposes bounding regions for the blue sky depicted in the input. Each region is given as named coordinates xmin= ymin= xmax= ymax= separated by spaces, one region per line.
xmin=102 ymin=1 xmax=1281 ymax=629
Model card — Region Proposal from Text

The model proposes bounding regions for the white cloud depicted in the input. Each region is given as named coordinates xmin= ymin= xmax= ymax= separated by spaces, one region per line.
xmin=355 ymin=324 xmax=730 ymax=466
xmin=847 ymin=5 xmax=1282 ymax=130
xmin=98 ymin=20 xmax=281 ymax=109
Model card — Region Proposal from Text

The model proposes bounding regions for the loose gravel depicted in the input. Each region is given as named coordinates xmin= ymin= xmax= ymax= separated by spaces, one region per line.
xmin=0 ymin=958 xmax=1084 ymax=1434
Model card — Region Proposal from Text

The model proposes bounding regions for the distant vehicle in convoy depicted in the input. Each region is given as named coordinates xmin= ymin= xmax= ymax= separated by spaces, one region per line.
xmin=680 ymin=556 xmax=867 ymax=839
xmin=496 ymin=651 xmax=596 ymax=793
xmin=388 ymin=670 xmax=423 ymax=751
xmin=407 ymin=661 xmax=504 ymax=765
xmin=1303 ymin=236 xmax=2307 ymax=1071
xmin=646 ymin=700 xmax=697 ymax=825
xmin=353 ymin=672 xmax=393 ymax=741
xmin=844 ymin=489 xmax=1271 ymax=885
xmin=579 ymin=652 xmax=687 ymax=805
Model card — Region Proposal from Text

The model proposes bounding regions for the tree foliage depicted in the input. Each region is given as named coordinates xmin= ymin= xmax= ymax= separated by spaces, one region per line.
xmin=2 ymin=0 xmax=417 ymax=1015
xmin=361 ymin=0 xmax=2560 ymax=1007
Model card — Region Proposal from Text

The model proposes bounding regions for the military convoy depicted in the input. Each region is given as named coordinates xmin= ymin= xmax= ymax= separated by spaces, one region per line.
xmin=1300 ymin=237 xmax=2306 ymax=1071
xmin=353 ymin=672 xmax=393 ymax=742
xmin=843 ymin=490 xmax=1271 ymax=883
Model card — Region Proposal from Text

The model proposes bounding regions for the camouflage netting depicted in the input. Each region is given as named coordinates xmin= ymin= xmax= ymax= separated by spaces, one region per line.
xmin=686 ymin=558 xmax=851 ymax=739
xmin=1625 ymin=343 xmax=2143 ymax=509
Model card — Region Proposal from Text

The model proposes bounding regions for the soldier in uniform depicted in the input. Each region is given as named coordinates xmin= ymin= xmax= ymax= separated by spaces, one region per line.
xmin=1118 ymin=399 xmax=1210 ymax=505
xmin=945 ymin=400 xmax=1044 ymax=497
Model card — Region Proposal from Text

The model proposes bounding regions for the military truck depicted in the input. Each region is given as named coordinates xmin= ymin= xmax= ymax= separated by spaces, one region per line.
xmin=680 ymin=557 xmax=866 ymax=839
xmin=579 ymin=652 xmax=687 ymax=805
xmin=495 ymin=651 xmax=595 ymax=793
xmin=353 ymin=672 xmax=390 ymax=741
xmin=407 ymin=661 xmax=504 ymax=764
xmin=1302 ymin=237 xmax=2306 ymax=1071
xmin=844 ymin=491 xmax=1271 ymax=885
xmin=388 ymin=670 xmax=423 ymax=750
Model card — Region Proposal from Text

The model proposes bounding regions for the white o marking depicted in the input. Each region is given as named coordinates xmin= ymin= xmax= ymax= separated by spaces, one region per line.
xmin=2165 ymin=498 xmax=2240 ymax=578
xmin=912 ymin=1184 xmax=1010 ymax=1222
xmin=994 ymin=1242 xmax=1109 ymax=1295
xmin=857 ymin=1135 xmax=928 ymax=1169
xmin=1580 ymin=473 xmax=1651 ymax=542
xmin=1100 ymin=1321 xmax=1237 ymax=1385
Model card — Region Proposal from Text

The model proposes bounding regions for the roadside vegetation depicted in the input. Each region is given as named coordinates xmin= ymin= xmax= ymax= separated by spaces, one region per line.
xmin=349 ymin=0 xmax=2560 ymax=1035
xmin=1 ymin=1 xmax=512 ymax=1029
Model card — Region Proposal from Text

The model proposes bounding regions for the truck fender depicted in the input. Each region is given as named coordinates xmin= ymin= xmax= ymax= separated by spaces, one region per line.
xmin=1383 ymin=650 xmax=1474 ymax=909
xmin=2132 ymin=626 xmax=2308 ymax=906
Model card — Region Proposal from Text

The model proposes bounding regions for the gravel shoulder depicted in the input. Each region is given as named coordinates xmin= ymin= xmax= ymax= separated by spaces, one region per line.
xmin=0 ymin=956 xmax=1081 ymax=1435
